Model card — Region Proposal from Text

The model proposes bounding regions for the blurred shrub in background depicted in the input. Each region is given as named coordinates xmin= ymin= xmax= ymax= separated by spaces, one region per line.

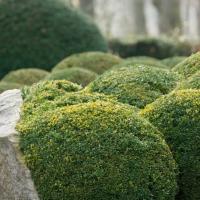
xmin=0 ymin=0 xmax=107 ymax=78
xmin=2 ymin=68 xmax=49 ymax=86
xmin=109 ymin=38 xmax=192 ymax=59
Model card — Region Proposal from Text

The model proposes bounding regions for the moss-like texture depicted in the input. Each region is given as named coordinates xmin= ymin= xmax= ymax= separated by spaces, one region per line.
xmin=2 ymin=68 xmax=49 ymax=86
xmin=173 ymin=52 xmax=200 ymax=78
xmin=176 ymin=71 xmax=200 ymax=90
xmin=86 ymin=65 xmax=181 ymax=108
xmin=113 ymin=56 xmax=168 ymax=69
xmin=17 ymin=100 xmax=177 ymax=200
xmin=0 ymin=0 xmax=108 ymax=78
xmin=53 ymin=52 xmax=122 ymax=74
xmin=109 ymin=38 xmax=191 ymax=59
xmin=140 ymin=90 xmax=200 ymax=200
xmin=161 ymin=56 xmax=187 ymax=69
xmin=46 ymin=67 xmax=97 ymax=86
xmin=22 ymin=80 xmax=82 ymax=103
xmin=0 ymin=81 xmax=22 ymax=93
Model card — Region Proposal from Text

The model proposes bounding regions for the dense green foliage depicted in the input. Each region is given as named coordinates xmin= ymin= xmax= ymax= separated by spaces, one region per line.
xmin=0 ymin=0 xmax=108 ymax=78
xmin=0 ymin=81 xmax=22 ymax=93
xmin=173 ymin=52 xmax=200 ymax=78
xmin=109 ymin=38 xmax=191 ymax=59
xmin=161 ymin=56 xmax=187 ymax=69
xmin=18 ymin=99 xmax=177 ymax=200
xmin=140 ymin=90 xmax=200 ymax=200
xmin=176 ymin=71 xmax=200 ymax=90
xmin=46 ymin=67 xmax=97 ymax=86
xmin=22 ymin=80 xmax=82 ymax=103
xmin=86 ymin=65 xmax=181 ymax=108
xmin=53 ymin=52 xmax=122 ymax=74
xmin=2 ymin=68 xmax=49 ymax=86
xmin=113 ymin=56 xmax=168 ymax=69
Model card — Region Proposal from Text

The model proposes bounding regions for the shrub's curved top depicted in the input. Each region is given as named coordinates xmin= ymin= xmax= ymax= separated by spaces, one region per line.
xmin=22 ymin=80 xmax=82 ymax=102
xmin=0 ymin=0 xmax=108 ymax=78
xmin=86 ymin=65 xmax=181 ymax=108
xmin=176 ymin=71 xmax=200 ymax=90
xmin=17 ymin=100 xmax=177 ymax=200
xmin=173 ymin=52 xmax=200 ymax=78
xmin=46 ymin=67 xmax=97 ymax=86
xmin=2 ymin=68 xmax=49 ymax=86
xmin=140 ymin=90 xmax=200 ymax=200
xmin=53 ymin=52 xmax=122 ymax=74
xmin=113 ymin=56 xmax=168 ymax=69
xmin=0 ymin=81 xmax=22 ymax=93
xmin=161 ymin=56 xmax=187 ymax=69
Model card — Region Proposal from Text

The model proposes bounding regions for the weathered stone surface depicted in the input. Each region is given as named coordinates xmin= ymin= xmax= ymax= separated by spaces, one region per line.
xmin=0 ymin=89 xmax=39 ymax=200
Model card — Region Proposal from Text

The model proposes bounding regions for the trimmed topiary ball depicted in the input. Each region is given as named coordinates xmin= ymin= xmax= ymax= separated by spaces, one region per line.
xmin=53 ymin=52 xmax=123 ymax=74
xmin=46 ymin=67 xmax=97 ymax=86
xmin=140 ymin=90 xmax=200 ymax=200
xmin=113 ymin=56 xmax=168 ymax=69
xmin=0 ymin=81 xmax=22 ymax=93
xmin=17 ymin=100 xmax=177 ymax=200
xmin=176 ymin=71 xmax=200 ymax=90
xmin=0 ymin=0 xmax=108 ymax=78
xmin=173 ymin=52 xmax=200 ymax=78
xmin=2 ymin=68 xmax=49 ymax=86
xmin=86 ymin=65 xmax=181 ymax=108
xmin=161 ymin=56 xmax=187 ymax=69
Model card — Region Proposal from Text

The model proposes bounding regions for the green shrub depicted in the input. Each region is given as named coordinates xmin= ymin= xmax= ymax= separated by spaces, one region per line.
xmin=22 ymin=80 xmax=82 ymax=103
xmin=17 ymin=100 xmax=177 ymax=200
xmin=46 ymin=67 xmax=97 ymax=86
xmin=113 ymin=56 xmax=168 ymax=69
xmin=161 ymin=56 xmax=187 ymax=69
xmin=109 ymin=38 xmax=191 ymax=59
xmin=0 ymin=0 xmax=108 ymax=78
xmin=176 ymin=71 xmax=200 ymax=90
xmin=2 ymin=68 xmax=49 ymax=86
xmin=53 ymin=52 xmax=122 ymax=74
xmin=173 ymin=52 xmax=200 ymax=78
xmin=86 ymin=65 xmax=181 ymax=108
xmin=0 ymin=81 xmax=22 ymax=93
xmin=140 ymin=90 xmax=200 ymax=200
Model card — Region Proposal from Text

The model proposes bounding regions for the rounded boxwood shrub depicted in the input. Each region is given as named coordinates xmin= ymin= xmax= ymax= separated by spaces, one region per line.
xmin=161 ymin=56 xmax=187 ymax=69
xmin=2 ymin=68 xmax=49 ymax=86
xmin=113 ymin=56 xmax=168 ymax=69
xmin=53 ymin=52 xmax=123 ymax=74
xmin=0 ymin=0 xmax=108 ymax=78
xmin=0 ymin=81 xmax=22 ymax=93
xmin=176 ymin=71 xmax=200 ymax=90
xmin=46 ymin=67 xmax=97 ymax=86
xmin=173 ymin=52 xmax=200 ymax=78
xmin=140 ymin=90 xmax=200 ymax=200
xmin=17 ymin=100 xmax=177 ymax=200
xmin=86 ymin=65 xmax=181 ymax=108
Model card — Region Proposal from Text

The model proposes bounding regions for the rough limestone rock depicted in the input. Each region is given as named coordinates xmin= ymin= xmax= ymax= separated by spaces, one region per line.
xmin=0 ymin=89 xmax=39 ymax=200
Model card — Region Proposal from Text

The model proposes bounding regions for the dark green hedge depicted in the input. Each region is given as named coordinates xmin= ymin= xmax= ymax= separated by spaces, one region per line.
xmin=0 ymin=0 xmax=108 ymax=78
xmin=53 ymin=52 xmax=123 ymax=74
xmin=173 ymin=52 xmax=200 ymax=78
xmin=109 ymin=38 xmax=191 ymax=59
xmin=17 ymin=100 xmax=177 ymax=199
xmin=86 ymin=65 xmax=181 ymax=108
xmin=140 ymin=90 xmax=200 ymax=200
xmin=2 ymin=68 xmax=49 ymax=86
xmin=46 ymin=67 xmax=97 ymax=87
